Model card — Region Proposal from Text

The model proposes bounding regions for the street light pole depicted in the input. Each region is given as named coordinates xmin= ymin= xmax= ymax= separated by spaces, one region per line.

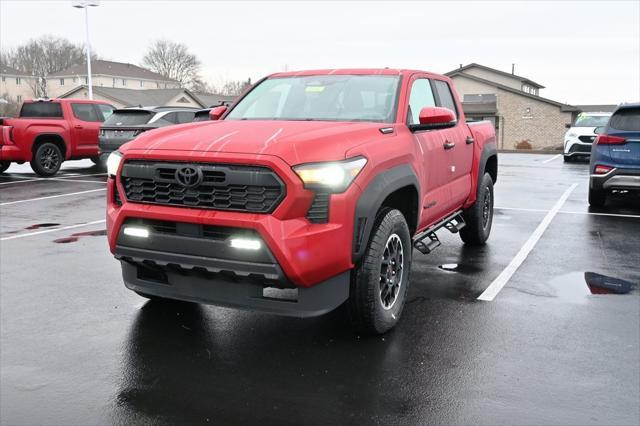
xmin=72 ymin=1 xmax=100 ymax=100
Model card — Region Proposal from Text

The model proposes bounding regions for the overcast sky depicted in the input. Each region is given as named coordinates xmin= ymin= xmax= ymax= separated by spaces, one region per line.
xmin=1 ymin=0 xmax=638 ymax=104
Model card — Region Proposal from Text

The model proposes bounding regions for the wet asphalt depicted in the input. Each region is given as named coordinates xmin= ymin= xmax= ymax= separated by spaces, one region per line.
xmin=0 ymin=154 xmax=639 ymax=425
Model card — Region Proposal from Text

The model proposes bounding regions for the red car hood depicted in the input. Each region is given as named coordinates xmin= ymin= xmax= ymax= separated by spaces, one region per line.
xmin=121 ymin=119 xmax=389 ymax=165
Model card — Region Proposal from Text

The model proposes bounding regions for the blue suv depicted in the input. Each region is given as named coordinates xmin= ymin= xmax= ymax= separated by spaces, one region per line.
xmin=589 ymin=103 xmax=640 ymax=207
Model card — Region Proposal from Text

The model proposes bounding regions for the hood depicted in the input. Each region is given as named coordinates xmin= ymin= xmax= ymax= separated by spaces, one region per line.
xmin=121 ymin=119 xmax=390 ymax=165
xmin=565 ymin=126 xmax=599 ymax=138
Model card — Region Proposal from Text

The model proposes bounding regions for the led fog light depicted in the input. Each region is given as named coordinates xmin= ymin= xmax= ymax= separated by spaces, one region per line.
xmin=123 ymin=226 xmax=149 ymax=238
xmin=229 ymin=238 xmax=261 ymax=250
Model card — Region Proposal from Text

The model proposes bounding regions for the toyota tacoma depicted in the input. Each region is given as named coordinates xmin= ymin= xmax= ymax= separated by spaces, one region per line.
xmin=106 ymin=69 xmax=497 ymax=334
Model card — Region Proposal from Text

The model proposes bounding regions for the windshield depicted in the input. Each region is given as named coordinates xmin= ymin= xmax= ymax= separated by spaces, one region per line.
xmin=226 ymin=75 xmax=400 ymax=123
xmin=573 ymin=113 xmax=611 ymax=127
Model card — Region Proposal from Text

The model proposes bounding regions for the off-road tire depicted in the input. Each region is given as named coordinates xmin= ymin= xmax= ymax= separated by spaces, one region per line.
xmin=588 ymin=187 xmax=606 ymax=207
xmin=460 ymin=172 xmax=494 ymax=246
xmin=348 ymin=208 xmax=412 ymax=335
xmin=0 ymin=161 xmax=10 ymax=173
xmin=30 ymin=142 xmax=63 ymax=177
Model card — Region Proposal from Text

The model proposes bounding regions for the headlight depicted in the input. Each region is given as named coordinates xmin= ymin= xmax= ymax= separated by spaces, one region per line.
xmin=106 ymin=151 xmax=123 ymax=178
xmin=293 ymin=157 xmax=367 ymax=193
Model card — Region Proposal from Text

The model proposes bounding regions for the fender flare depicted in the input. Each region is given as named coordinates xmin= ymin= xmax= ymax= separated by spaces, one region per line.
xmin=32 ymin=133 xmax=70 ymax=159
xmin=478 ymin=142 xmax=498 ymax=183
xmin=352 ymin=164 xmax=420 ymax=263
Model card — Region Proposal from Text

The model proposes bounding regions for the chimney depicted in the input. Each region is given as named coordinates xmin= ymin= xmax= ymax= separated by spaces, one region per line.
xmin=512 ymin=63 xmax=515 ymax=75
xmin=459 ymin=64 xmax=462 ymax=69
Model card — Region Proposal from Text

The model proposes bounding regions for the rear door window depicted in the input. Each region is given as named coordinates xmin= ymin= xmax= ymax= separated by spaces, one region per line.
xmin=71 ymin=103 xmax=100 ymax=122
xmin=103 ymin=110 xmax=154 ymax=126
xmin=433 ymin=80 xmax=458 ymax=119
xmin=96 ymin=104 xmax=115 ymax=121
xmin=609 ymin=108 xmax=640 ymax=131
xmin=19 ymin=102 xmax=63 ymax=118
xmin=407 ymin=79 xmax=436 ymax=125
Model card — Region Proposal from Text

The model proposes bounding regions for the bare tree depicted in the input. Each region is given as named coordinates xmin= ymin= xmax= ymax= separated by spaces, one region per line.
xmin=0 ymin=93 xmax=20 ymax=117
xmin=142 ymin=40 xmax=202 ymax=90
xmin=215 ymin=78 xmax=252 ymax=96
xmin=1 ymin=35 xmax=93 ymax=97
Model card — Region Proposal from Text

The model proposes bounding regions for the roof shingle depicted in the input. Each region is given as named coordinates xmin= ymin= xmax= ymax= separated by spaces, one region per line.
xmin=49 ymin=60 xmax=177 ymax=82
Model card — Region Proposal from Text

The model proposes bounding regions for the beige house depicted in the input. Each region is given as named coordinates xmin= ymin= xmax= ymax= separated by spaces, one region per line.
xmin=46 ymin=60 xmax=180 ymax=98
xmin=0 ymin=64 xmax=38 ymax=104
xmin=446 ymin=63 xmax=579 ymax=150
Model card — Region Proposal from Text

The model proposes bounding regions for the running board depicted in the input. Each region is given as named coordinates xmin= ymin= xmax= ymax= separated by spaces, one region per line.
xmin=413 ymin=210 xmax=466 ymax=254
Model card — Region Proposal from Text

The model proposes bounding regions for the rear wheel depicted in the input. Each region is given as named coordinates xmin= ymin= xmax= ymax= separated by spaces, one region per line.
xmin=347 ymin=208 xmax=412 ymax=335
xmin=588 ymin=187 xmax=606 ymax=207
xmin=460 ymin=172 xmax=494 ymax=246
xmin=30 ymin=142 xmax=63 ymax=177
xmin=0 ymin=161 xmax=10 ymax=173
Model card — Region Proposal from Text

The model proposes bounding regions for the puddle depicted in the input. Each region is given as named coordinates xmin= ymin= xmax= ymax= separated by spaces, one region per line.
xmin=53 ymin=229 xmax=106 ymax=244
xmin=545 ymin=271 xmax=636 ymax=303
xmin=438 ymin=263 xmax=482 ymax=274
xmin=25 ymin=223 xmax=60 ymax=230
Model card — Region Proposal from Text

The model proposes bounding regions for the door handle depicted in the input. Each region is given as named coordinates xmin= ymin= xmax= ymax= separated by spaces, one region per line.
xmin=466 ymin=136 xmax=475 ymax=144
xmin=74 ymin=125 xmax=83 ymax=129
xmin=443 ymin=141 xmax=456 ymax=150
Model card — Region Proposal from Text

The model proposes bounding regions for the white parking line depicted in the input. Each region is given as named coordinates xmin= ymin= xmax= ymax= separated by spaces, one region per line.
xmin=496 ymin=206 xmax=640 ymax=219
xmin=1 ymin=219 xmax=106 ymax=241
xmin=0 ymin=188 xmax=106 ymax=206
xmin=0 ymin=173 xmax=107 ymax=186
xmin=478 ymin=183 xmax=578 ymax=301
xmin=47 ymin=178 xmax=106 ymax=184
xmin=542 ymin=154 xmax=561 ymax=164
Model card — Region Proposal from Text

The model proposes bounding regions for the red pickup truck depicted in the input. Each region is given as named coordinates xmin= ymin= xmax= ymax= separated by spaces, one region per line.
xmin=0 ymin=99 xmax=115 ymax=176
xmin=106 ymin=69 xmax=497 ymax=334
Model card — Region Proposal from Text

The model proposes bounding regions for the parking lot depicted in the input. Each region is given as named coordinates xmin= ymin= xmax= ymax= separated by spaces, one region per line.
xmin=0 ymin=153 xmax=638 ymax=425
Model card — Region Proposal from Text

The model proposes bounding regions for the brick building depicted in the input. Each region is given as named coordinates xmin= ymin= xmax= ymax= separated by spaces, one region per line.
xmin=446 ymin=63 xmax=579 ymax=150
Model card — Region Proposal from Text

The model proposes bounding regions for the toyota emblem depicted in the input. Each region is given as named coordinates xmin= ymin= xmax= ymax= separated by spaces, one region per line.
xmin=175 ymin=166 xmax=203 ymax=188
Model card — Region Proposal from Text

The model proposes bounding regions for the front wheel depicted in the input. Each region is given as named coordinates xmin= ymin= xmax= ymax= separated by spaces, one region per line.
xmin=347 ymin=208 xmax=412 ymax=335
xmin=30 ymin=142 xmax=63 ymax=177
xmin=0 ymin=161 xmax=10 ymax=173
xmin=460 ymin=172 xmax=494 ymax=246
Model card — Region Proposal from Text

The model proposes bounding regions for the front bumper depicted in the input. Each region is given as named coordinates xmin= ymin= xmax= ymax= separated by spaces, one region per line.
xmin=590 ymin=168 xmax=640 ymax=192
xmin=107 ymin=149 xmax=359 ymax=293
xmin=564 ymin=140 xmax=592 ymax=156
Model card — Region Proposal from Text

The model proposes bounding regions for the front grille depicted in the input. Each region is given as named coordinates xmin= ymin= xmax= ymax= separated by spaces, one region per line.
xmin=121 ymin=161 xmax=285 ymax=213
xmin=570 ymin=144 xmax=592 ymax=154
xmin=306 ymin=192 xmax=330 ymax=223
xmin=578 ymin=135 xmax=596 ymax=143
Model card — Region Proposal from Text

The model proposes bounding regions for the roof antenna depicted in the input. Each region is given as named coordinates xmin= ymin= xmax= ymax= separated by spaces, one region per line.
xmin=512 ymin=63 xmax=515 ymax=75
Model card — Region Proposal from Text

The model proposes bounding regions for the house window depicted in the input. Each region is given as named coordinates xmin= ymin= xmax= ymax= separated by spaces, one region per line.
xmin=164 ymin=83 xmax=168 ymax=88
xmin=140 ymin=80 xmax=144 ymax=87
xmin=73 ymin=77 xmax=77 ymax=83
xmin=84 ymin=77 xmax=88 ymax=84
xmin=16 ymin=77 xmax=21 ymax=85
xmin=17 ymin=95 xmax=22 ymax=102
xmin=2 ymin=76 xmax=6 ymax=82
xmin=112 ymin=78 xmax=116 ymax=87
xmin=122 ymin=79 xmax=127 ymax=86
xmin=60 ymin=78 xmax=65 ymax=86
xmin=156 ymin=82 xmax=160 ymax=88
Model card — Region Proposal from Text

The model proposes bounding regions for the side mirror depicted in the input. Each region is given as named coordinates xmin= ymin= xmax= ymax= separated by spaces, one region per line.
xmin=594 ymin=126 xmax=605 ymax=135
xmin=209 ymin=105 xmax=228 ymax=120
xmin=409 ymin=107 xmax=457 ymax=132
xmin=565 ymin=123 xmax=572 ymax=129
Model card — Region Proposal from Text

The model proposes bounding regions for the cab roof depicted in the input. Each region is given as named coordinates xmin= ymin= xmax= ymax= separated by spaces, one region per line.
xmin=269 ymin=68 xmax=446 ymax=79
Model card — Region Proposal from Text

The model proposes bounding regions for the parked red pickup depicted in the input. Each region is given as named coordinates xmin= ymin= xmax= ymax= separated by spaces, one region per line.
xmin=0 ymin=99 xmax=115 ymax=176
xmin=106 ymin=69 xmax=497 ymax=334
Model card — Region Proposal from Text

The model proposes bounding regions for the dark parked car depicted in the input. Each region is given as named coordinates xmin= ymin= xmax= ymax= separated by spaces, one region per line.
xmin=192 ymin=108 xmax=212 ymax=122
xmin=98 ymin=106 xmax=199 ymax=158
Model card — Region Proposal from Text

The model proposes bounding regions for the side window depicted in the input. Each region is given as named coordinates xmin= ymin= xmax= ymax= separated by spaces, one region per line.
xmin=96 ymin=104 xmax=115 ymax=121
xmin=71 ymin=103 xmax=99 ymax=122
xmin=433 ymin=80 xmax=458 ymax=119
xmin=407 ymin=79 xmax=436 ymax=125
xmin=176 ymin=111 xmax=195 ymax=123
xmin=162 ymin=112 xmax=179 ymax=124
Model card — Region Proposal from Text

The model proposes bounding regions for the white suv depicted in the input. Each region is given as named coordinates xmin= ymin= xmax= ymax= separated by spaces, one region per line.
xmin=563 ymin=112 xmax=611 ymax=162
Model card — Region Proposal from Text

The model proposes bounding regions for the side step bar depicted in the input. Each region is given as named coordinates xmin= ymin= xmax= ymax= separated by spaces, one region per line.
xmin=413 ymin=210 xmax=466 ymax=254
